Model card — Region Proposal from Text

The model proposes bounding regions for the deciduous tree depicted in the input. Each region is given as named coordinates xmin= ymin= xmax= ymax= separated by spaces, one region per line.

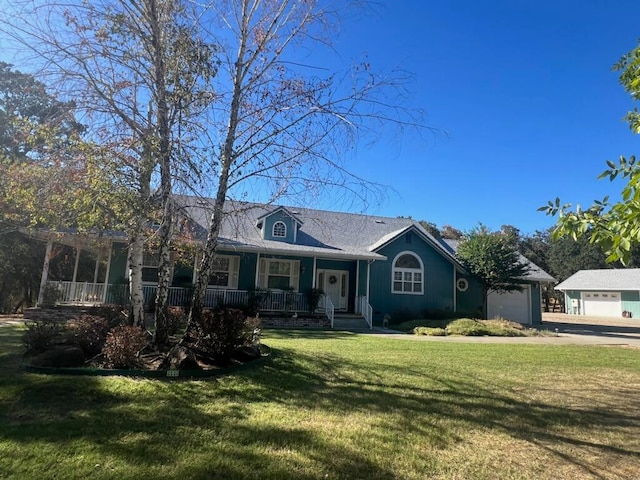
xmin=185 ymin=0 xmax=425 ymax=334
xmin=2 ymin=0 xmax=218 ymax=341
xmin=456 ymin=225 xmax=530 ymax=318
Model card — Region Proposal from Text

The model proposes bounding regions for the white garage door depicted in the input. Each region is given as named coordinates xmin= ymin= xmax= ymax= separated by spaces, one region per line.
xmin=581 ymin=292 xmax=621 ymax=317
xmin=487 ymin=285 xmax=531 ymax=324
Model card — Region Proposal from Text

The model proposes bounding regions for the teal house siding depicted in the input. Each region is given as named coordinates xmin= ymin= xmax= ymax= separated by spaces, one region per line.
xmin=171 ymin=263 xmax=193 ymax=287
xmin=107 ymin=242 xmax=128 ymax=284
xmin=237 ymin=253 xmax=258 ymax=290
xmin=530 ymin=282 xmax=543 ymax=324
xmin=564 ymin=290 xmax=582 ymax=314
xmin=370 ymin=231 xmax=455 ymax=324
xmin=105 ymin=242 xmax=128 ymax=304
xmin=299 ymin=257 xmax=315 ymax=292
xmin=455 ymin=275 xmax=484 ymax=316
xmin=621 ymin=291 xmax=640 ymax=318
xmin=357 ymin=260 xmax=368 ymax=297
xmin=262 ymin=210 xmax=297 ymax=243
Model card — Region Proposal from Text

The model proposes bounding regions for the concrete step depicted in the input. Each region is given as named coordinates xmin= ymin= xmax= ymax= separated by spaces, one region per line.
xmin=332 ymin=315 xmax=371 ymax=330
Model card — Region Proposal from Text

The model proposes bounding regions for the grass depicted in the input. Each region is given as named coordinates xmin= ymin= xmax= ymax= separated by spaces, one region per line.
xmin=1 ymin=324 xmax=640 ymax=479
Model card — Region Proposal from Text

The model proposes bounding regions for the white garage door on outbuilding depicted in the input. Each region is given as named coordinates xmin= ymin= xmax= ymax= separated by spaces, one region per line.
xmin=487 ymin=285 xmax=531 ymax=325
xmin=581 ymin=292 xmax=621 ymax=317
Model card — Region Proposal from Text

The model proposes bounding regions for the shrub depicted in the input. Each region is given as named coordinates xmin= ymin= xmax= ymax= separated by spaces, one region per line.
xmin=246 ymin=288 xmax=269 ymax=316
xmin=483 ymin=318 xmax=526 ymax=337
xmin=102 ymin=325 xmax=148 ymax=369
xmin=306 ymin=288 xmax=324 ymax=313
xmin=87 ymin=305 xmax=128 ymax=328
xmin=23 ymin=321 xmax=67 ymax=354
xmin=166 ymin=307 xmax=188 ymax=335
xmin=445 ymin=318 xmax=489 ymax=336
xmin=413 ymin=327 xmax=447 ymax=336
xmin=69 ymin=315 xmax=111 ymax=356
xmin=193 ymin=308 xmax=261 ymax=363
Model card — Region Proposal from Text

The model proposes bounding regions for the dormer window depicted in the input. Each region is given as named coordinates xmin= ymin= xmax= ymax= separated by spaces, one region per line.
xmin=273 ymin=221 xmax=286 ymax=238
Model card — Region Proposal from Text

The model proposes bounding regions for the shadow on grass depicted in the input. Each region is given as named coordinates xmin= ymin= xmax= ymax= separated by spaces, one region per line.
xmin=1 ymin=326 xmax=639 ymax=479
xmin=263 ymin=328 xmax=357 ymax=340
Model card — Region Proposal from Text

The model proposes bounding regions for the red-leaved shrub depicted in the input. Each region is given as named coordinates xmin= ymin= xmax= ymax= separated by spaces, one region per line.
xmin=192 ymin=308 xmax=260 ymax=363
xmin=102 ymin=325 xmax=148 ymax=369
xmin=69 ymin=315 xmax=110 ymax=356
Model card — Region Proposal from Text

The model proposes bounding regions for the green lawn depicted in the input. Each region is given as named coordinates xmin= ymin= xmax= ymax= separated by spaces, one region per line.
xmin=1 ymin=325 xmax=640 ymax=479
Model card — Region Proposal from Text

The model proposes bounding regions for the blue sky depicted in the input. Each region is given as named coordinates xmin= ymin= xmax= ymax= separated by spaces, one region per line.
xmin=2 ymin=0 xmax=639 ymax=236
xmin=321 ymin=0 xmax=640 ymax=235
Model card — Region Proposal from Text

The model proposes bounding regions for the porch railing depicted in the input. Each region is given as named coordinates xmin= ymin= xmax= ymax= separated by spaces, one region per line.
xmin=45 ymin=281 xmax=312 ymax=313
xmin=355 ymin=295 xmax=373 ymax=329
xmin=47 ymin=281 xmax=106 ymax=305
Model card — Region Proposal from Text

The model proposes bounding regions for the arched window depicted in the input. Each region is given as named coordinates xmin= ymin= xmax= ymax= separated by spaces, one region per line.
xmin=392 ymin=252 xmax=423 ymax=294
xmin=272 ymin=221 xmax=286 ymax=238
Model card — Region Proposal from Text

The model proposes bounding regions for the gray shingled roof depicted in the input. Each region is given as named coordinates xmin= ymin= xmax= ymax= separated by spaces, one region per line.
xmin=555 ymin=269 xmax=640 ymax=291
xmin=441 ymin=239 xmax=555 ymax=283
xmin=173 ymin=196 xmax=462 ymax=266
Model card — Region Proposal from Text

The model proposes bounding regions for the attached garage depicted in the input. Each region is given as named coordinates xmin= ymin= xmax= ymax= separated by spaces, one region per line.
xmin=487 ymin=285 xmax=531 ymax=325
xmin=581 ymin=292 xmax=621 ymax=317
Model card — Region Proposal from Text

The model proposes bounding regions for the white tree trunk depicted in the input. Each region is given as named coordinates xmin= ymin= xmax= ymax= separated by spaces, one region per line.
xmin=128 ymin=231 xmax=145 ymax=327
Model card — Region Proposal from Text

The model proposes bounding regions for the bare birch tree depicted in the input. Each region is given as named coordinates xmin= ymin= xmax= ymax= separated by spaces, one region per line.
xmin=185 ymin=0 xmax=424 ymax=333
xmin=1 ymin=0 xmax=217 ymax=341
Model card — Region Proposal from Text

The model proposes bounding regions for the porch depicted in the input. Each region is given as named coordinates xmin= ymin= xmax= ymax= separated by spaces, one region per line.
xmin=42 ymin=281 xmax=374 ymax=328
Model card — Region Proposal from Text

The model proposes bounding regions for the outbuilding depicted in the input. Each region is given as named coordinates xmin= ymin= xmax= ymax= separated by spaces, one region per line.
xmin=555 ymin=268 xmax=640 ymax=319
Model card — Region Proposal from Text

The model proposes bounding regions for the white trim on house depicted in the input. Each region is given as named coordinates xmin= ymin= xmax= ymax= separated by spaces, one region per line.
xmin=272 ymin=221 xmax=286 ymax=238
xmin=258 ymin=258 xmax=300 ymax=291
xmin=391 ymin=251 xmax=424 ymax=295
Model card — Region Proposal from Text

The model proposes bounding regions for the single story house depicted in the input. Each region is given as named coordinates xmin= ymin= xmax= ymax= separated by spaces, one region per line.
xmin=555 ymin=268 xmax=640 ymax=318
xmin=35 ymin=196 xmax=554 ymax=327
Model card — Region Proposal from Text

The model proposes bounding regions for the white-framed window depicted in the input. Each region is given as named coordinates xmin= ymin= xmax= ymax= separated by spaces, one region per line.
xmin=258 ymin=258 xmax=300 ymax=291
xmin=272 ymin=221 xmax=287 ymax=238
xmin=457 ymin=278 xmax=469 ymax=292
xmin=142 ymin=250 xmax=159 ymax=282
xmin=207 ymin=255 xmax=240 ymax=289
xmin=392 ymin=251 xmax=423 ymax=295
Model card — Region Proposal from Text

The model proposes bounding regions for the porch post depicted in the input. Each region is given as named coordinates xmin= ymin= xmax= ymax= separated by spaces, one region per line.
xmin=102 ymin=241 xmax=112 ymax=303
xmin=72 ymin=246 xmax=81 ymax=283
xmin=93 ymin=250 xmax=101 ymax=284
xmin=312 ymin=256 xmax=317 ymax=288
xmin=37 ymin=238 xmax=54 ymax=306
xmin=355 ymin=260 xmax=360 ymax=297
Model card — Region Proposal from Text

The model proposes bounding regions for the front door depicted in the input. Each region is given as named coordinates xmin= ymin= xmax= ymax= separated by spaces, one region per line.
xmin=317 ymin=269 xmax=349 ymax=311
